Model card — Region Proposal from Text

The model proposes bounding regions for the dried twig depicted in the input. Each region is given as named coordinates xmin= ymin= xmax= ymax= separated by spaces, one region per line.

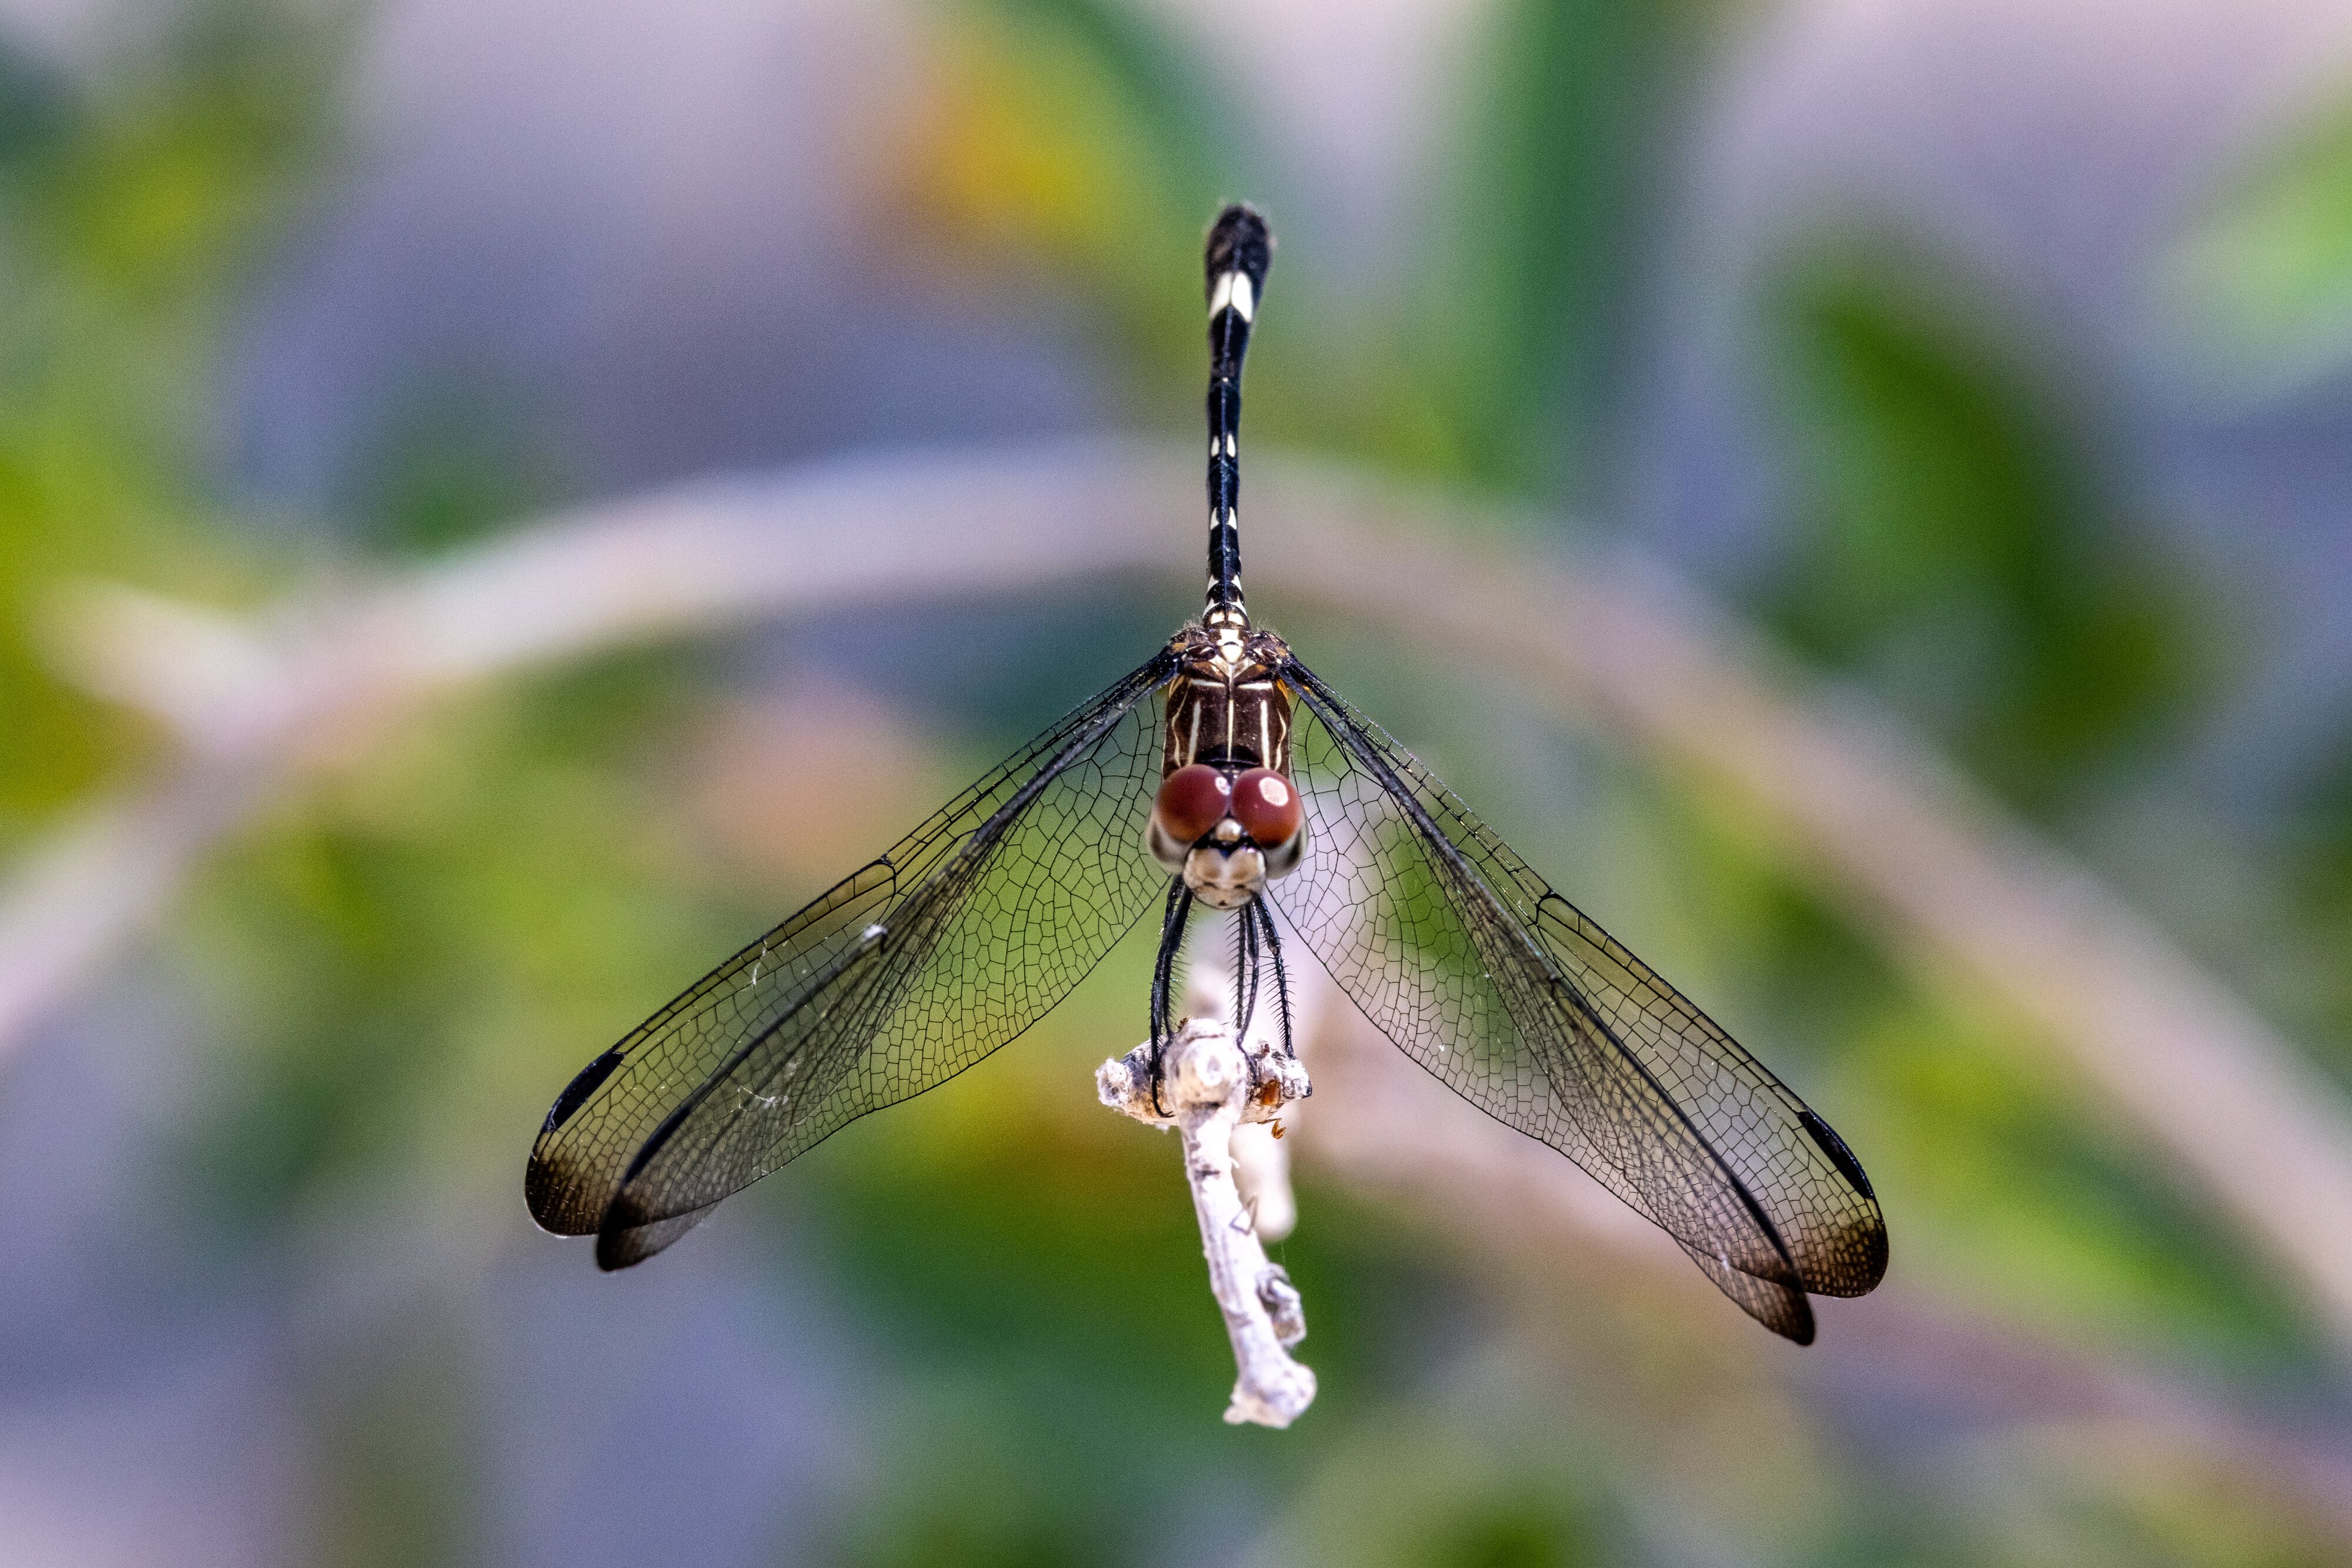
xmin=1098 ymin=1024 xmax=1314 ymax=1425
xmin=1096 ymin=918 xmax=1317 ymax=1427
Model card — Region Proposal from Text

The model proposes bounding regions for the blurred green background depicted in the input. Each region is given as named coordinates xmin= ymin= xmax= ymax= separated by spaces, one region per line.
xmin=5 ymin=0 xmax=2352 ymax=1563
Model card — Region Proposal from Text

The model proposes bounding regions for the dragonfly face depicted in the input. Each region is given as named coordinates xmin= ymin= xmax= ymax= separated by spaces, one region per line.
xmin=1148 ymin=621 xmax=1307 ymax=909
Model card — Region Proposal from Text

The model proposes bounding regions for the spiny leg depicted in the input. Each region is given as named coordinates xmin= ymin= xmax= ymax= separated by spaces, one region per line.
xmin=1148 ymin=877 xmax=1195 ymax=1113
xmin=1233 ymin=897 xmax=1264 ymax=1042
xmin=1149 ymin=875 xmax=1190 ymax=1048
xmin=1253 ymin=898 xmax=1297 ymax=1060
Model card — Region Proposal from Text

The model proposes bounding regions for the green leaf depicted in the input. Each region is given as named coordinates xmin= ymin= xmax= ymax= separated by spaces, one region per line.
xmin=2162 ymin=86 xmax=2352 ymax=398
xmin=1426 ymin=0 xmax=1707 ymax=500
xmin=1760 ymin=245 xmax=2204 ymax=813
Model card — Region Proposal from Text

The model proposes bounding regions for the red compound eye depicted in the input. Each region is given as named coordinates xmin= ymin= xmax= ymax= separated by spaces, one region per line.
xmin=1152 ymin=764 xmax=1231 ymax=847
xmin=1230 ymin=768 xmax=1302 ymax=848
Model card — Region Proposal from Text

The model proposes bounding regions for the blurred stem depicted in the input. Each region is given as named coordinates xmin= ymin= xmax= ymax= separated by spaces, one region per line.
xmin=5 ymin=437 xmax=2352 ymax=1356
xmin=1440 ymin=0 xmax=1703 ymax=503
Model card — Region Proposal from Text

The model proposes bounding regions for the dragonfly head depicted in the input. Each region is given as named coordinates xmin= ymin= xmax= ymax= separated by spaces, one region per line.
xmin=1148 ymin=763 xmax=1306 ymax=908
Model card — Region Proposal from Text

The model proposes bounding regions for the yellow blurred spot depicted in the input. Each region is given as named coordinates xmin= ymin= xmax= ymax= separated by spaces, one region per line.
xmin=886 ymin=10 xmax=1173 ymax=285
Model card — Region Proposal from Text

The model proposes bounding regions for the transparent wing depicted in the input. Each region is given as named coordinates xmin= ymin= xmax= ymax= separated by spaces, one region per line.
xmin=527 ymin=651 xmax=1176 ymax=1269
xmin=1273 ymin=660 xmax=1887 ymax=1342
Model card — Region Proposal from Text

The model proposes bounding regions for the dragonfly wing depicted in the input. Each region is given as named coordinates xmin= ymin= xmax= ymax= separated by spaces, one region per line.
xmin=1274 ymin=660 xmax=1886 ymax=1342
xmin=527 ymin=651 xmax=1177 ymax=1269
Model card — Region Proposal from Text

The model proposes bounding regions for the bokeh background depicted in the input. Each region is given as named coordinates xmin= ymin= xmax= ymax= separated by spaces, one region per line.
xmin=5 ymin=0 xmax=2352 ymax=1563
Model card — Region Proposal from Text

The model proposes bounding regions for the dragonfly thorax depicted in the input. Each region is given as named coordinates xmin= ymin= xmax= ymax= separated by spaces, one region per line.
xmin=1151 ymin=627 xmax=1305 ymax=908
xmin=1161 ymin=624 xmax=1292 ymax=773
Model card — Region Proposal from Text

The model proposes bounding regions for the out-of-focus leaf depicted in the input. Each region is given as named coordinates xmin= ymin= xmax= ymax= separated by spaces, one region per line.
xmin=0 ymin=33 xmax=74 ymax=170
xmin=1424 ymin=0 xmax=1708 ymax=500
xmin=1760 ymin=248 xmax=2204 ymax=814
xmin=2276 ymin=737 xmax=2352 ymax=1076
xmin=975 ymin=0 xmax=1232 ymax=182
xmin=176 ymin=651 xmax=732 ymax=1227
xmin=355 ymin=375 xmax=572 ymax=556
xmin=901 ymin=0 xmax=1255 ymax=379
xmin=2162 ymin=87 xmax=2352 ymax=399
xmin=0 ymin=5 xmax=342 ymax=838
xmin=18 ymin=1 xmax=342 ymax=307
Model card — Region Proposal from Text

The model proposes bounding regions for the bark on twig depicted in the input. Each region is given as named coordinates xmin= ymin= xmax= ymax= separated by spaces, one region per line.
xmin=1098 ymin=1021 xmax=1314 ymax=1427
xmin=1098 ymin=937 xmax=1315 ymax=1427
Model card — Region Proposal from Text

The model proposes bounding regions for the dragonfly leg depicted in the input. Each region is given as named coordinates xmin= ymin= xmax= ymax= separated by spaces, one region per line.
xmin=1150 ymin=876 xmax=1186 ymax=1045
xmin=1233 ymin=897 xmax=1262 ymax=1042
xmin=1148 ymin=878 xmax=1195 ymax=1114
xmin=1254 ymin=898 xmax=1296 ymax=1061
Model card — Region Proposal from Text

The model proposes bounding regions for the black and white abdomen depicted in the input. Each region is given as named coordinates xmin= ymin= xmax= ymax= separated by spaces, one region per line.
xmin=1148 ymin=648 xmax=1307 ymax=910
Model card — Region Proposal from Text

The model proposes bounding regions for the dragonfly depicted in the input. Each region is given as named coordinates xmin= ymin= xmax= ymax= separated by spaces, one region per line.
xmin=527 ymin=205 xmax=1888 ymax=1343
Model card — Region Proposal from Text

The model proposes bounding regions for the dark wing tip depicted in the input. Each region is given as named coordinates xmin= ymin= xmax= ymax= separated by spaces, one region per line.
xmin=594 ymin=1191 xmax=715 ymax=1271
xmin=531 ymin=1121 xmax=718 ymax=1264
xmin=1685 ymin=1241 xmax=1818 ymax=1344
xmin=1793 ymin=1109 xmax=1891 ymax=1296
xmin=1754 ymin=1282 xmax=1818 ymax=1346
xmin=1860 ymin=1234 xmax=1890 ymax=1296
xmin=523 ymin=1046 xmax=633 ymax=1235
xmin=1817 ymin=1211 xmax=1892 ymax=1299
xmin=524 ymin=1144 xmax=608 ymax=1236
xmin=1206 ymin=203 xmax=1272 ymax=297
